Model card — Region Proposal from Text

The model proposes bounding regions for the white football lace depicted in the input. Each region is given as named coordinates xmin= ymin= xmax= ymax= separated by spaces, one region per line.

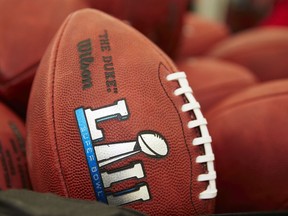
xmin=166 ymin=71 xmax=217 ymax=200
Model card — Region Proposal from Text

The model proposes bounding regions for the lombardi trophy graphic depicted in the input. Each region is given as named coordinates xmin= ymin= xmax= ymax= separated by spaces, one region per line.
xmin=95 ymin=131 xmax=169 ymax=168
xmin=75 ymin=99 xmax=169 ymax=206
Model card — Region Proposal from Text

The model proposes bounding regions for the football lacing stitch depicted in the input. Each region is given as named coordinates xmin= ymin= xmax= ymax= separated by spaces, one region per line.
xmin=166 ymin=71 xmax=217 ymax=200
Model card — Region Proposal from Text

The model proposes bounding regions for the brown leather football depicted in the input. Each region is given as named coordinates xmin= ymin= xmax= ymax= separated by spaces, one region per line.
xmin=208 ymin=27 xmax=288 ymax=81
xmin=206 ymin=79 xmax=288 ymax=213
xmin=0 ymin=101 xmax=30 ymax=190
xmin=177 ymin=58 xmax=258 ymax=112
xmin=177 ymin=13 xmax=229 ymax=58
xmin=26 ymin=9 xmax=217 ymax=215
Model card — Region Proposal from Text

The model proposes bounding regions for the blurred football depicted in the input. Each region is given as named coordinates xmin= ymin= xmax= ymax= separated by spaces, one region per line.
xmin=208 ymin=27 xmax=288 ymax=81
xmin=26 ymin=9 xmax=217 ymax=215
xmin=177 ymin=13 xmax=229 ymax=58
xmin=0 ymin=101 xmax=30 ymax=190
xmin=0 ymin=0 xmax=89 ymax=116
xmin=177 ymin=58 xmax=257 ymax=112
xmin=206 ymin=79 xmax=288 ymax=213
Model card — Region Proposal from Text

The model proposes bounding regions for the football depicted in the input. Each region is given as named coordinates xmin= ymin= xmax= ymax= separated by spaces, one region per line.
xmin=0 ymin=0 xmax=89 ymax=116
xmin=0 ymin=101 xmax=30 ymax=190
xmin=206 ymin=79 xmax=288 ymax=213
xmin=208 ymin=27 xmax=288 ymax=81
xmin=26 ymin=9 xmax=217 ymax=215
xmin=177 ymin=13 xmax=229 ymax=58
xmin=177 ymin=58 xmax=257 ymax=112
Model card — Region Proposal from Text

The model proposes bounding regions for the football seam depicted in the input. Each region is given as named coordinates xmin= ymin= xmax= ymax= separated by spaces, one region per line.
xmin=134 ymin=14 xmax=199 ymax=210
xmin=51 ymin=14 xmax=74 ymax=197
xmin=111 ymin=15 xmax=200 ymax=210
xmin=116 ymin=16 xmax=201 ymax=210
xmin=158 ymin=62 xmax=198 ymax=214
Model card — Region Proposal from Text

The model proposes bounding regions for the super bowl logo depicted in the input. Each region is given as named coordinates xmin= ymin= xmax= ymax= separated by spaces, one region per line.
xmin=75 ymin=99 xmax=169 ymax=205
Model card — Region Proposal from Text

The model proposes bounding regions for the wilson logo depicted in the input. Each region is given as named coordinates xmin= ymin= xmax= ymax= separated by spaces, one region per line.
xmin=77 ymin=38 xmax=94 ymax=90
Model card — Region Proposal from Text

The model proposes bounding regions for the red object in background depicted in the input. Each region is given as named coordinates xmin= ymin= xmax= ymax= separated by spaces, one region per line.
xmin=261 ymin=0 xmax=288 ymax=26
xmin=27 ymin=9 xmax=216 ymax=215
xmin=208 ymin=27 xmax=288 ymax=81
xmin=206 ymin=79 xmax=288 ymax=213
xmin=0 ymin=0 xmax=89 ymax=117
xmin=177 ymin=13 xmax=229 ymax=58
xmin=225 ymin=0 xmax=274 ymax=32
xmin=0 ymin=101 xmax=30 ymax=190
xmin=177 ymin=58 xmax=257 ymax=112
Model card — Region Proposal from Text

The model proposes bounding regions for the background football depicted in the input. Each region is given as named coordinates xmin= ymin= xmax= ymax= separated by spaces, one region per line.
xmin=177 ymin=57 xmax=258 ymax=112
xmin=0 ymin=101 xmax=30 ymax=190
xmin=206 ymin=79 xmax=288 ymax=213
xmin=208 ymin=27 xmax=288 ymax=81
xmin=0 ymin=0 xmax=89 ymax=117
xmin=26 ymin=9 xmax=216 ymax=215
xmin=177 ymin=13 xmax=230 ymax=58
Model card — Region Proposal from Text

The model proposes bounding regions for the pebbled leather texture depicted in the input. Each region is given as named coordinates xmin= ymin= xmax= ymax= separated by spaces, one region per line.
xmin=27 ymin=9 xmax=214 ymax=215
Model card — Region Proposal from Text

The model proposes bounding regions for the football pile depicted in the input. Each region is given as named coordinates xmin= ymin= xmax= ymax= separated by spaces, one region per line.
xmin=0 ymin=0 xmax=287 ymax=215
